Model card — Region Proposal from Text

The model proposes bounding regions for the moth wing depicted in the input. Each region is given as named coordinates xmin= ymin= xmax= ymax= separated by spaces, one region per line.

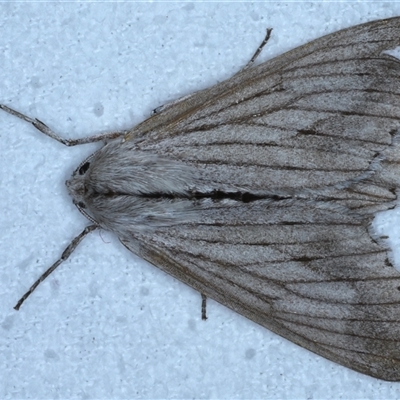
xmin=128 ymin=17 xmax=400 ymax=213
xmin=131 ymin=16 xmax=400 ymax=138
xmin=118 ymin=17 xmax=400 ymax=380
xmin=121 ymin=199 xmax=400 ymax=381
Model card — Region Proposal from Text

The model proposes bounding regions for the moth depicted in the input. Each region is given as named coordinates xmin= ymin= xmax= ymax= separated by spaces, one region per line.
xmin=2 ymin=17 xmax=400 ymax=381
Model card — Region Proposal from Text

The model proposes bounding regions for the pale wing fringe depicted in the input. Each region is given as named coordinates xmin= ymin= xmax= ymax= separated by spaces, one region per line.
xmin=117 ymin=18 xmax=400 ymax=380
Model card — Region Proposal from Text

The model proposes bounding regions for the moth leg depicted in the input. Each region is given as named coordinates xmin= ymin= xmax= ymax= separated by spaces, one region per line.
xmin=0 ymin=104 xmax=128 ymax=146
xmin=201 ymin=293 xmax=207 ymax=320
xmin=241 ymin=28 xmax=273 ymax=71
xmin=14 ymin=224 xmax=98 ymax=311
xmin=152 ymin=29 xmax=273 ymax=115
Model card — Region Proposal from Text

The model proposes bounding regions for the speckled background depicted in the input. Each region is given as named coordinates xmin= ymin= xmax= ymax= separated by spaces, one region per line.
xmin=1 ymin=2 xmax=400 ymax=399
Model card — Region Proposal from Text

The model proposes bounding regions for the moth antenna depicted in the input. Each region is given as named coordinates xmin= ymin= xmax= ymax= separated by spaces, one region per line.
xmin=201 ymin=293 xmax=207 ymax=320
xmin=242 ymin=28 xmax=273 ymax=71
xmin=14 ymin=224 xmax=98 ymax=310
xmin=0 ymin=104 xmax=127 ymax=146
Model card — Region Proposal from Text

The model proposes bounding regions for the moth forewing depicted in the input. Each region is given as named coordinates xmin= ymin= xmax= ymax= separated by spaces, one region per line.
xmin=3 ymin=17 xmax=400 ymax=381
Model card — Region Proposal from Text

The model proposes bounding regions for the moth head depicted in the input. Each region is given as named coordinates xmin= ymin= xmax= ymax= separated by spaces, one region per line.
xmin=66 ymin=155 xmax=95 ymax=221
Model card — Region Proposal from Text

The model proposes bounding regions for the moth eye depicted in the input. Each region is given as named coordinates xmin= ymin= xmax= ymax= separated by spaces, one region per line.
xmin=78 ymin=161 xmax=90 ymax=175
xmin=77 ymin=201 xmax=86 ymax=209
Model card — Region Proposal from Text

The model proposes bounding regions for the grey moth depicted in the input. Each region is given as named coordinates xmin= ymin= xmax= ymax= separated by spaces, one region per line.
xmin=3 ymin=17 xmax=400 ymax=381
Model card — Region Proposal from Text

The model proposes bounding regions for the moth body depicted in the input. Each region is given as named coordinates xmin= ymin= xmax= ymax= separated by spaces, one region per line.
xmin=66 ymin=139 xmax=203 ymax=235
xmin=4 ymin=17 xmax=400 ymax=381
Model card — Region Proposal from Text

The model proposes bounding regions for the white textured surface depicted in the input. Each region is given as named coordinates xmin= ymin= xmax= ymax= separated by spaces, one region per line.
xmin=1 ymin=3 xmax=400 ymax=399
